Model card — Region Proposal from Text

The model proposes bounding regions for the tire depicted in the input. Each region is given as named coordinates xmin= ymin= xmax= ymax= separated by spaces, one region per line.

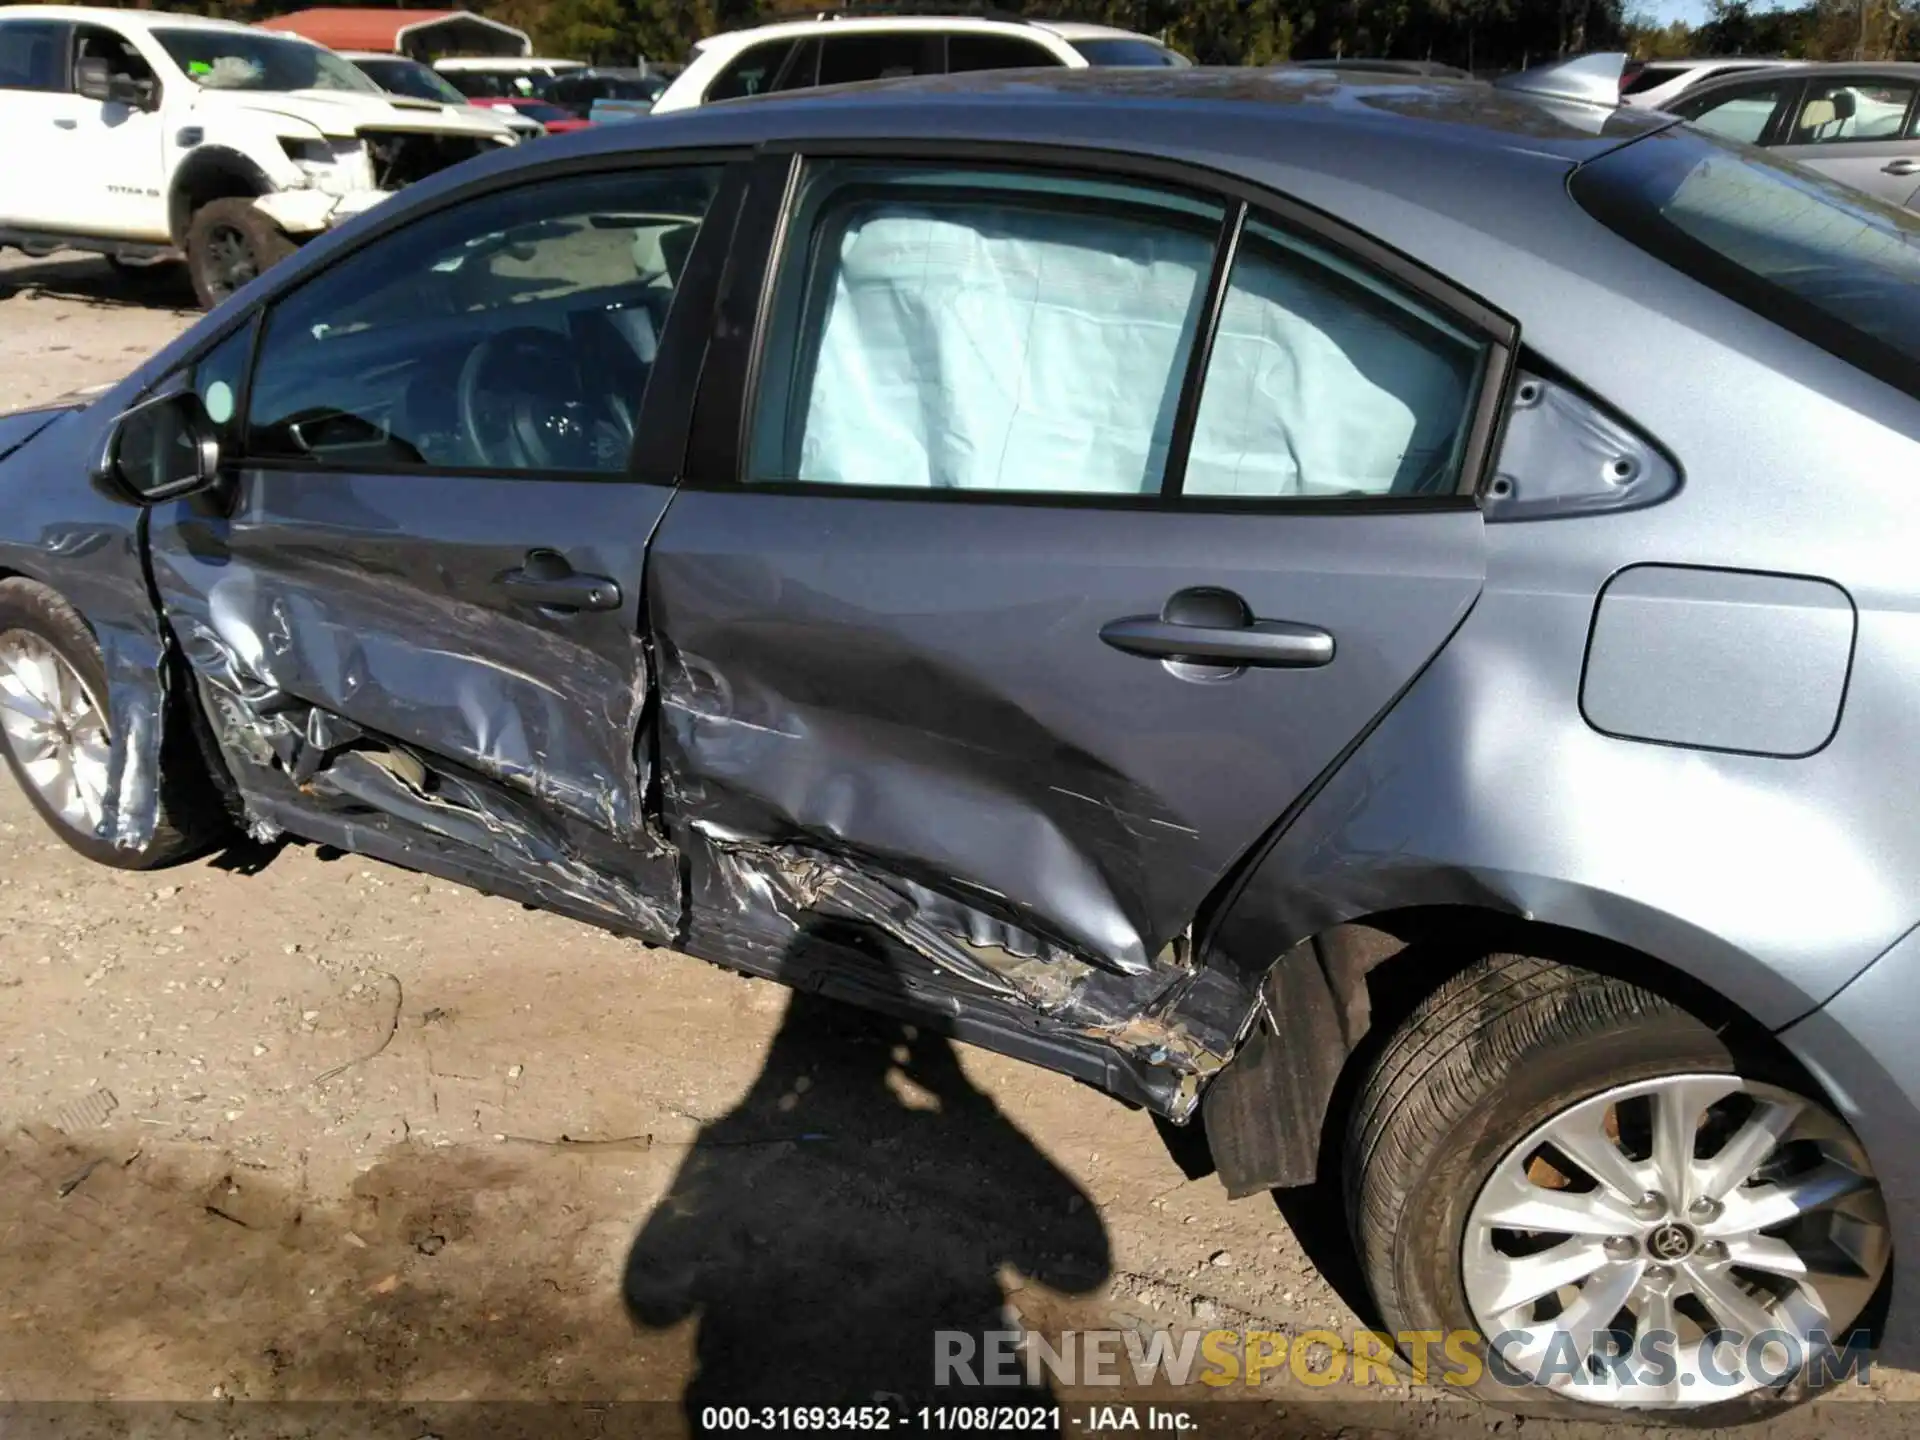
xmin=0 ymin=577 xmax=223 ymax=869
xmin=1343 ymin=953 xmax=1889 ymax=1423
xmin=184 ymin=197 xmax=295 ymax=310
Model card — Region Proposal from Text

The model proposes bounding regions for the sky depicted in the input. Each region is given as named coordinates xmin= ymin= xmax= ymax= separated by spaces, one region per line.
xmin=1634 ymin=0 xmax=1791 ymax=26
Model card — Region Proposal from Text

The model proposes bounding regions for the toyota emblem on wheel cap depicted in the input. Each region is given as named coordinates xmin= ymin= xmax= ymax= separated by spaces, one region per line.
xmin=1648 ymin=1222 xmax=1696 ymax=1261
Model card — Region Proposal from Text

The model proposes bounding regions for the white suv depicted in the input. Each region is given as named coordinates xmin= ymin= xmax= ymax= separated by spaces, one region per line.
xmin=650 ymin=13 xmax=1186 ymax=115
xmin=0 ymin=7 xmax=518 ymax=307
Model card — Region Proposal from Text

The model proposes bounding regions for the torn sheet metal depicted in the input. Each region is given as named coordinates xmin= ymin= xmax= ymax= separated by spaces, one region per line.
xmin=175 ymin=611 xmax=678 ymax=943
xmin=659 ymin=641 xmax=1173 ymax=977
xmin=686 ymin=820 xmax=1252 ymax=1115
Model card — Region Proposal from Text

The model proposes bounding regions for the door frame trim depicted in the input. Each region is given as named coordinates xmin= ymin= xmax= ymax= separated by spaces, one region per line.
xmin=682 ymin=134 xmax=1519 ymax=513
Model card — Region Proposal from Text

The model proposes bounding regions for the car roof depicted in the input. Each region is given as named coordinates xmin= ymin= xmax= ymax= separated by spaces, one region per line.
xmin=0 ymin=5 xmax=255 ymax=32
xmin=1676 ymin=59 xmax=1920 ymax=96
xmin=1641 ymin=56 xmax=1798 ymax=72
xmin=434 ymin=56 xmax=583 ymax=70
xmin=691 ymin=14 xmax=1156 ymax=54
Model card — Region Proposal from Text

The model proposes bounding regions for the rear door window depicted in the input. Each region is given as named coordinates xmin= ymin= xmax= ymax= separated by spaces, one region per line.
xmin=705 ymin=39 xmax=793 ymax=101
xmin=747 ymin=160 xmax=1489 ymax=500
xmin=749 ymin=163 xmax=1223 ymax=495
xmin=1571 ymin=127 xmax=1920 ymax=399
xmin=816 ymin=33 xmax=939 ymax=87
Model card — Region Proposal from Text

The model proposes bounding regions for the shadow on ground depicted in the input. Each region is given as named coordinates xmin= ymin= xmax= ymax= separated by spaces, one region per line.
xmin=623 ymin=964 xmax=1112 ymax=1420
xmin=0 ymin=252 xmax=195 ymax=310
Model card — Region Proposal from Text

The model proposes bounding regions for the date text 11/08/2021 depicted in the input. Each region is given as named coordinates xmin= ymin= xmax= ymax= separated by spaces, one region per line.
xmin=697 ymin=1407 xmax=1192 ymax=1432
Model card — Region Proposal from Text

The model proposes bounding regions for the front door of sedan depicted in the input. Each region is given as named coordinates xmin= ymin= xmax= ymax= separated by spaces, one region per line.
xmin=648 ymin=154 xmax=1508 ymax=1002
xmin=144 ymin=157 xmax=741 ymax=940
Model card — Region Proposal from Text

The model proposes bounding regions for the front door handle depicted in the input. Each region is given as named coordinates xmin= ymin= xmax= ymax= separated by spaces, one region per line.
xmin=497 ymin=549 xmax=621 ymax=613
xmin=1100 ymin=616 xmax=1335 ymax=668
xmin=53 ymin=118 xmax=77 ymax=129
xmin=1883 ymin=158 xmax=1920 ymax=176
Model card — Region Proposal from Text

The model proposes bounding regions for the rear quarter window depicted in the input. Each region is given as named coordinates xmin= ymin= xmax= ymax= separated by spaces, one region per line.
xmin=1572 ymin=128 xmax=1920 ymax=399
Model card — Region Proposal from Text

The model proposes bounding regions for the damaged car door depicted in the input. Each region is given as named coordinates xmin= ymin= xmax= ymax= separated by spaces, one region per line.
xmin=145 ymin=159 xmax=736 ymax=940
xmin=648 ymin=154 xmax=1509 ymax=1101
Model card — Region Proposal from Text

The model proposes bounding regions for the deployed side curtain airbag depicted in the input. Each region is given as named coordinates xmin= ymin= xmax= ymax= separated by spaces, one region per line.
xmin=790 ymin=202 xmax=1214 ymax=493
xmin=1185 ymin=224 xmax=1481 ymax=498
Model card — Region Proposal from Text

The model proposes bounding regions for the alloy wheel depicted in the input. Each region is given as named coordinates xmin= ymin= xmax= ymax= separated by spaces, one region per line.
xmin=1461 ymin=1074 xmax=1889 ymax=1406
xmin=0 ymin=630 xmax=111 ymax=834
xmin=205 ymin=224 xmax=257 ymax=301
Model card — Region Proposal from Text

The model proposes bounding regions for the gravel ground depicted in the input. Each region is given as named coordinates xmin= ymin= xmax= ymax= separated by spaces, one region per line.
xmin=1 ymin=249 xmax=1915 ymax=1437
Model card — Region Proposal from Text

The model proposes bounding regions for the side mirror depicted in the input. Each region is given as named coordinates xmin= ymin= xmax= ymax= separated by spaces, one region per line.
xmin=90 ymin=390 xmax=222 ymax=507
xmin=74 ymin=56 xmax=113 ymax=103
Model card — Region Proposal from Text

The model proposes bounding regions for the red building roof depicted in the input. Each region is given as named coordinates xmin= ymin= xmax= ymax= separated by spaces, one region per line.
xmin=257 ymin=9 xmax=531 ymax=57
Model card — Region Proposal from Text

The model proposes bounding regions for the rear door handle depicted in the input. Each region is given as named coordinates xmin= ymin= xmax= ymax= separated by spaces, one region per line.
xmin=1099 ymin=616 xmax=1335 ymax=668
xmin=1883 ymin=158 xmax=1920 ymax=176
xmin=498 ymin=549 xmax=621 ymax=613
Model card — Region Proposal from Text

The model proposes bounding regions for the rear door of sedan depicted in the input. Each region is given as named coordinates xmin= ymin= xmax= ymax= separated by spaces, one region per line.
xmin=142 ymin=151 xmax=747 ymax=940
xmin=646 ymin=146 xmax=1512 ymax=987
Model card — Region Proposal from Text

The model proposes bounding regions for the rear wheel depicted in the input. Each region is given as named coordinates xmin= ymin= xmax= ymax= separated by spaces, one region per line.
xmin=184 ymin=197 xmax=294 ymax=309
xmin=1344 ymin=954 xmax=1889 ymax=1419
xmin=0 ymin=578 xmax=218 ymax=868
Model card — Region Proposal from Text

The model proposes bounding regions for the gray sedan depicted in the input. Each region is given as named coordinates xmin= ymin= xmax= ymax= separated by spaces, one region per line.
xmin=0 ymin=58 xmax=1917 ymax=1417
xmin=1667 ymin=60 xmax=1920 ymax=207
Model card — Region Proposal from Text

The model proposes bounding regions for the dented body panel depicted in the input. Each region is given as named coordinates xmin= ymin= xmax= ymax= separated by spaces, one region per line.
xmin=647 ymin=492 xmax=1486 ymax=1108
xmin=147 ymin=469 xmax=683 ymax=941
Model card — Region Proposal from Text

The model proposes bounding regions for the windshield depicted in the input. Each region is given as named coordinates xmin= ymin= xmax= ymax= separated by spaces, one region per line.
xmin=354 ymin=56 xmax=467 ymax=105
xmin=1069 ymin=38 xmax=1188 ymax=67
xmin=1572 ymin=127 xmax=1920 ymax=399
xmin=154 ymin=28 xmax=382 ymax=93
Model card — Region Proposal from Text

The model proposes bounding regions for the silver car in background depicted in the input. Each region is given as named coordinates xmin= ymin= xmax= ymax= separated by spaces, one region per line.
xmin=1668 ymin=60 xmax=1920 ymax=207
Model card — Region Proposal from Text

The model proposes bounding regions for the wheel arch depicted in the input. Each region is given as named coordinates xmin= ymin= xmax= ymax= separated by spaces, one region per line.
xmin=168 ymin=147 xmax=275 ymax=248
xmin=1201 ymin=901 xmax=1827 ymax=1201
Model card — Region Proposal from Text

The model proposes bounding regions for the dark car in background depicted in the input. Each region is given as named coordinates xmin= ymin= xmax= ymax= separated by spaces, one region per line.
xmin=539 ymin=65 xmax=674 ymax=119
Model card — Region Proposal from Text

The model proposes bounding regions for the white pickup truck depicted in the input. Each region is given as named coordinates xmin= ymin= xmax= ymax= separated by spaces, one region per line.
xmin=0 ymin=7 xmax=518 ymax=306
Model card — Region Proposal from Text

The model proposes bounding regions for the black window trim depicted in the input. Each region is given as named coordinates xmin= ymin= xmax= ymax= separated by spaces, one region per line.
xmin=683 ymin=136 xmax=1516 ymax=516
xmin=150 ymin=146 xmax=755 ymax=487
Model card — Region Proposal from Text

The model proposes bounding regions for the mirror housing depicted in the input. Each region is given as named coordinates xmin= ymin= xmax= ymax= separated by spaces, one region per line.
xmin=90 ymin=390 xmax=223 ymax=507
xmin=75 ymin=56 xmax=158 ymax=109
xmin=74 ymin=56 xmax=113 ymax=103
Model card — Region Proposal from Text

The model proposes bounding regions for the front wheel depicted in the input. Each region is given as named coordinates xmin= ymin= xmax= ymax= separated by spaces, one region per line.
xmin=0 ymin=578 xmax=219 ymax=868
xmin=1344 ymin=954 xmax=1889 ymax=1420
xmin=184 ymin=197 xmax=295 ymax=309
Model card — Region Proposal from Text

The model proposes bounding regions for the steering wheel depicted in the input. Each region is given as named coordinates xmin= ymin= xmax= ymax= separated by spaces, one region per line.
xmin=456 ymin=326 xmax=635 ymax=471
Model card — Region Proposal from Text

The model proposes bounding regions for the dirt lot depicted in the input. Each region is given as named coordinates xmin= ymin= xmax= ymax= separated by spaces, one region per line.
xmin=0 ymin=249 xmax=1913 ymax=1438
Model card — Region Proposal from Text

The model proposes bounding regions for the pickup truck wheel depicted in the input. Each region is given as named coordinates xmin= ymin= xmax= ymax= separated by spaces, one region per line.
xmin=1343 ymin=954 xmax=1888 ymax=1420
xmin=0 ymin=578 xmax=225 ymax=869
xmin=185 ymin=198 xmax=294 ymax=309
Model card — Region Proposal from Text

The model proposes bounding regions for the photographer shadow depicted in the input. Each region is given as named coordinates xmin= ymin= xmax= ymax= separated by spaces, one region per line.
xmin=623 ymin=937 xmax=1111 ymax=1424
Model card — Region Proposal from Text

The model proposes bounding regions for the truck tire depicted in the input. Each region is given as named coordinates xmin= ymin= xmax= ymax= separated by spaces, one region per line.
xmin=185 ymin=197 xmax=295 ymax=309
xmin=0 ymin=577 xmax=228 ymax=868
xmin=1342 ymin=953 xmax=1889 ymax=1420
